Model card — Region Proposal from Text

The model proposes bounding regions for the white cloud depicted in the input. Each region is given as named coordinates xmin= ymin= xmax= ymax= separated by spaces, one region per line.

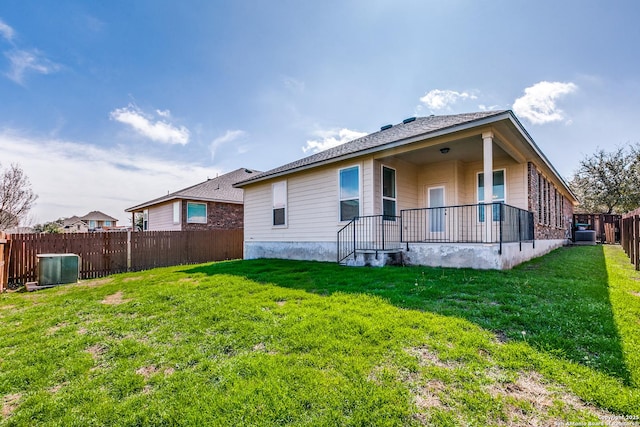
xmin=302 ymin=128 xmax=367 ymax=154
xmin=0 ymin=130 xmax=220 ymax=224
xmin=478 ymin=104 xmax=501 ymax=111
xmin=419 ymin=89 xmax=477 ymax=111
xmin=110 ymin=105 xmax=190 ymax=145
xmin=512 ymin=81 xmax=578 ymax=125
xmin=0 ymin=18 xmax=15 ymax=41
xmin=210 ymin=129 xmax=247 ymax=161
xmin=4 ymin=48 xmax=61 ymax=84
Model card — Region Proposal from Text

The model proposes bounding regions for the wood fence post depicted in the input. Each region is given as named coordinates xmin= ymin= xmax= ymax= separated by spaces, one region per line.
xmin=0 ymin=231 xmax=9 ymax=292
xmin=127 ymin=230 xmax=132 ymax=272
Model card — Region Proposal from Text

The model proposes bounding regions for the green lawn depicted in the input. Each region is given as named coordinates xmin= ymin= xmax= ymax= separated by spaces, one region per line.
xmin=1 ymin=245 xmax=640 ymax=426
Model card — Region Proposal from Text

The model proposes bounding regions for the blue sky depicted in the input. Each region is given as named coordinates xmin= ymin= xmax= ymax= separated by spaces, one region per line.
xmin=1 ymin=1 xmax=639 ymax=224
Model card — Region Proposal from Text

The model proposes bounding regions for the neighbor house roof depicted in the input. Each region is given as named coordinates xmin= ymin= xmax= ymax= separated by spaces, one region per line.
xmin=233 ymin=110 xmax=575 ymax=200
xmin=126 ymin=168 xmax=261 ymax=212
xmin=234 ymin=111 xmax=508 ymax=187
xmin=80 ymin=211 xmax=118 ymax=222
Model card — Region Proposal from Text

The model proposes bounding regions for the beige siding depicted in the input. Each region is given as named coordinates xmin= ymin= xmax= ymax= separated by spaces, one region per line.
xmin=148 ymin=201 xmax=181 ymax=231
xmin=417 ymin=160 xmax=459 ymax=208
xmin=462 ymin=159 xmax=527 ymax=209
xmin=245 ymin=159 xmax=372 ymax=242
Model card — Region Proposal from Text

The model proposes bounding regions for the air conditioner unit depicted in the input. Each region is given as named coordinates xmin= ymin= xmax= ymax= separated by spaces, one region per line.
xmin=37 ymin=254 xmax=80 ymax=286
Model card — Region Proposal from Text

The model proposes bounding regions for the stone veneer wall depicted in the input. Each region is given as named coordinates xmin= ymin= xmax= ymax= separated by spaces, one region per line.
xmin=527 ymin=162 xmax=574 ymax=240
xmin=183 ymin=201 xmax=244 ymax=231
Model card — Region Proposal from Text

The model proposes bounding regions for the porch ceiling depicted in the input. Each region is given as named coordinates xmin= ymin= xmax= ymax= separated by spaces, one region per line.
xmin=382 ymin=135 xmax=512 ymax=166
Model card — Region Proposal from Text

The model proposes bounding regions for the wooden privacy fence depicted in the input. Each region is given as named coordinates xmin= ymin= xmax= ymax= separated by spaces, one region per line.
xmin=621 ymin=208 xmax=640 ymax=270
xmin=572 ymin=213 xmax=621 ymax=244
xmin=5 ymin=229 xmax=243 ymax=287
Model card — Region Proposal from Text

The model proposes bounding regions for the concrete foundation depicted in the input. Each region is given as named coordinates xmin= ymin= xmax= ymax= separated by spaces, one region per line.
xmin=245 ymin=241 xmax=337 ymax=262
xmin=245 ymin=239 xmax=568 ymax=270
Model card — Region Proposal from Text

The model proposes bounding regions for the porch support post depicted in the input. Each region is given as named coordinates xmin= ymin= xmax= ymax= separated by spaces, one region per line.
xmin=482 ymin=132 xmax=494 ymax=243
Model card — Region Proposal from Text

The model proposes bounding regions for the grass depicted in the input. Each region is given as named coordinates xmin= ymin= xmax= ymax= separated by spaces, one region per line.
xmin=0 ymin=245 xmax=639 ymax=426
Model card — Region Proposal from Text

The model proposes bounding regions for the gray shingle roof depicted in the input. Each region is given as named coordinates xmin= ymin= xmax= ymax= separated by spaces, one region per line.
xmin=80 ymin=211 xmax=118 ymax=222
xmin=234 ymin=111 xmax=508 ymax=187
xmin=126 ymin=168 xmax=260 ymax=212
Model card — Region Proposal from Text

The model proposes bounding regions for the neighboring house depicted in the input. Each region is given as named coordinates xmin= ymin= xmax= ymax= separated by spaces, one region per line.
xmin=62 ymin=216 xmax=90 ymax=233
xmin=125 ymin=168 xmax=259 ymax=231
xmin=62 ymin=212 xmax=119 ymax=232
xmin=234 ymin=110 xmax=578 ymax=270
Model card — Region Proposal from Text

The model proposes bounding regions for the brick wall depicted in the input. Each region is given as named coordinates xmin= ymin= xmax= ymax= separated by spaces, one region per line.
xmin=528 ymin=162 xmax=574 ymax=240
xmin=183 ymin=201 xmax=244 ymax=231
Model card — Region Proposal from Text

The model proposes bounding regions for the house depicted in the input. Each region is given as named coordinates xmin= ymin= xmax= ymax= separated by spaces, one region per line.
xmin=62 ymin=211 xmax=119 ymax=232
xmin=125 ymin=168 xmax=259 ymax=231
xmin=234 ymin=110 xmax=578 ymax=270
xmin=62 ymin=216 xmax=89 ymax=233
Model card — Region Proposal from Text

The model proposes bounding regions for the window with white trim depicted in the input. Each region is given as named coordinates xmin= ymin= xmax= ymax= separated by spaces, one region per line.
xmin=187 ymin=202 xmax=207 ymax=224
xmin=382 ymin=166 xmax=396 ymax=220
xmin=478 ymin=169 xmax=505 ymax=222
xmin=272 ymin=181 xmax=287 ymax=226
xmin=173 ymin=201 xmax=181 ymax=224
xmin=143 ymin=209 xmax=148 ymax=231
xmin=339 ymin=166 xmax=360 ymax=221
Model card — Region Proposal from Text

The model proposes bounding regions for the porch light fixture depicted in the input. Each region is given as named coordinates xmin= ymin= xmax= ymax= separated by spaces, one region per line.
xmin=440 ymin=147 xmax=450 ymax=154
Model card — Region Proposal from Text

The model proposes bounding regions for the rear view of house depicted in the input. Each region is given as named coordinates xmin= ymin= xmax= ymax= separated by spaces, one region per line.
xmin=126 ymin=168 xmax=259 ymax=231
xmin=234 ymin=111 xmax=577 ymax=269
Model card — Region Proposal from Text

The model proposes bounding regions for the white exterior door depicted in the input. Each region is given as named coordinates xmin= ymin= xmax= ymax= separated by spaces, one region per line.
xmin=428 ymin=186 xmax=445 ymax=237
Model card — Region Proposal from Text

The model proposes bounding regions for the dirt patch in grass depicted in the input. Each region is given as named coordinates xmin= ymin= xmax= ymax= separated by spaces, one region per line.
xmin=0 ymin=305 xmax=16 ymax=311
xmin=123 ymin=276 xmax=144 ymax=282
xmin=101 ymin=291 xmax=131 ymax=305
xmin=48 ymin=383 xmax=66 ymax=394
xmin=494 ymin=330 xmax=509 ymax=344
xmin=415 ymin=380 xmax=446 ymax=409
xmin=407 ymin=346 xmax=462 ymax=369
xmin=80 ymin=278 xmax=113 ymax=288
xmin=136 ymin=365 xmax=158 ymax=380
xmin=276 ymin=300 xmax=286 ymax=306
xmin=2 ymin=393 xmax=21 ymax=418
xmin=487 ymin=371 xmax=614 ymax=426
xmin=86 ymin=343 xmax=108 ymax=360
xmin=46 ymin=322 xmax=68 ymax=335
xmin=630 ymin=291 xmax=640 ymax=298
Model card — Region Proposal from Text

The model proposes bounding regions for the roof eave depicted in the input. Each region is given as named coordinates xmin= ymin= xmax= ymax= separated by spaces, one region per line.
xmin=234 ymin=111 xmax=513 ymax=188
xmin=125 ymin=196 xmax=242 ymax=212
xmin=505 ymin=113 xmax=578 ymax=202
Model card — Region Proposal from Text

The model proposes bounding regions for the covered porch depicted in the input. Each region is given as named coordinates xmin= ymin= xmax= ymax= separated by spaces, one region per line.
xmin=337 ymin=122 xmax=553 ymax=269
xmin=337 ymin=202 xmax=537 ymax=268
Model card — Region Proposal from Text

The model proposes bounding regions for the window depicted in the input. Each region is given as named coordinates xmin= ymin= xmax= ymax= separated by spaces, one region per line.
xmin=143 ymin=209 xmax=148 ymax=231
xmin=272 ymin=181 xmax=287 ymax=226
xmin=339 ymin=166 xmax=360 ymax=221
xmin=173 ymin=201 xmax=181 ymax=224
xmin=478 ymin=170 xmax=505 ymax=222
xmin=382 ymin=166 xmax=396 ymax=220
xmin=104 ymin=220 xmax=111 ymax=227
xmin=187 ymin=202 xmax=207 ymax=224
xmin=538 ymin=175 xmax=543 ymax=224
xmin=89 ymin=220 xmax=96 ymax=229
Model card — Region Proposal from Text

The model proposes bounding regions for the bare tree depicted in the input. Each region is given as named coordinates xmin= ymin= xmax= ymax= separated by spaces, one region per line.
xmin=568 ymin=145 xmax=640 ymax=214
xmin=0 ymin=163 xmax=38 ymax=230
